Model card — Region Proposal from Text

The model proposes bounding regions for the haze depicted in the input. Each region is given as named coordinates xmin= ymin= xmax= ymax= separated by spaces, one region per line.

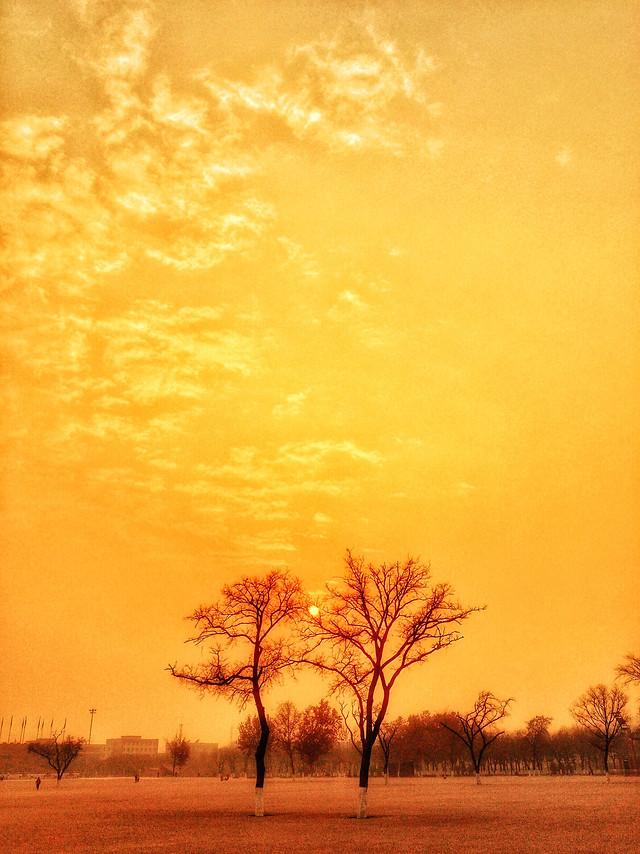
xmin=1 ymin=0 xmax=638 ymax=746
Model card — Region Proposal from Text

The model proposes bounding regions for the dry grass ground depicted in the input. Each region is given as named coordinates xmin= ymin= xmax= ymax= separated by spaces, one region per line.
xmin=2 ymin=775 xmax=639 ymax=854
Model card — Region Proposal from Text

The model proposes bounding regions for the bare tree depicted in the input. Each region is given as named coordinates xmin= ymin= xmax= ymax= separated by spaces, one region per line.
xmin=440 ymin=691 xmax=513 ymax=783
xmin=169 ymin=569 xmax=306 ymax=816
xmin=27 ymin=732 xmax=84 ymax=784
xmin=304 ymin=550 xmax=482 ymax=817
xmin=166 ymin=728 xmax=190 ymax=776
xmin=271 ymin=701 xmax=301 ymax=776
xmin=616 ymin=654 xmax=640 ymax=686
xmin=570 ymin=684 xmax=628 ymax=777
xmin=377 ymin=716 xmax=402 ymax=784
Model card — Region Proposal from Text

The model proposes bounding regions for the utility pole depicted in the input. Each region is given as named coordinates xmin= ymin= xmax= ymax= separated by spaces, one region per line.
xmin=88 ymin=709 xmax=97 ymax=745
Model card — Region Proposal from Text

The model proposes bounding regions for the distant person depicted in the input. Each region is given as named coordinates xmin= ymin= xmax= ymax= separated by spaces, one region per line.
xmin=35 ymin=777 xmax=41 ymax=790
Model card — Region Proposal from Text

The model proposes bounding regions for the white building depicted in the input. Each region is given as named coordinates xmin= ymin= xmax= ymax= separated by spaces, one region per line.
xmin=105 ymin=735 xmax=159 ymax=757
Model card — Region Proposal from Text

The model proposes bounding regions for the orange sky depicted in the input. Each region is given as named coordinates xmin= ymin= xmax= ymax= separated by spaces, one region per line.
xmin=1 ymin=0 xmax=639 ymax=747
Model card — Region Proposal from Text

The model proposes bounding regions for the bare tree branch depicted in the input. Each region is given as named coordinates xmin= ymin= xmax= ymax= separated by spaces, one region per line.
xmin=570 ymin=683 xmax=628 ymax=774
xmin=439 ymin=691 xmax=513 ymax=778
xmin=616 ymin=654 xmax=640 ymax=686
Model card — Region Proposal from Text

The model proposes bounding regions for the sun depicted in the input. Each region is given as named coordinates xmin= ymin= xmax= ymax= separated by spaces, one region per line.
xmin=308 ymin=604 xmax=320 ymax=616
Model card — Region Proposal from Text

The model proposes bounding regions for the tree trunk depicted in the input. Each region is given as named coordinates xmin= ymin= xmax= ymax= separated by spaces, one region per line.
xmin=475 ymin=771 xmax=481 ymax=785
xmin=255 ymin=788 xmax=264 ymax=816
xmin=255 ymin=724 xmax=269 ymax=789
xmin=357 ymin=739 xmax=374 ymax=818
xmin=254 ymin=693 xmax=269 ymax=816
xmin=357 ymin=786 xmax=368 ymax=819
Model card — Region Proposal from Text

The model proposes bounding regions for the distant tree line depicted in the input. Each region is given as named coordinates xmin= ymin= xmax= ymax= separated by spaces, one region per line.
xmin=225 ymin=693 xmax=635 ymax=782
xmin=11 ymin=660 xmax=638 ymax=786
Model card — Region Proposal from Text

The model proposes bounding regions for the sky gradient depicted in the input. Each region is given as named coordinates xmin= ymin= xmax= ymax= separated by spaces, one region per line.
xmin=1 ymin=0 xmax=639 ymax=746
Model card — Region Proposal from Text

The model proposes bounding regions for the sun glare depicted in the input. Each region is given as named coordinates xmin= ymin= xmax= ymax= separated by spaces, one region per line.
xmin=308 ymin=605 xmax=320 ymax=616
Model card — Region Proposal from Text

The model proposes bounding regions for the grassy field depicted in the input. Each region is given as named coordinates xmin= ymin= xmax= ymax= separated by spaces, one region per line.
xmin=2 ymin=775 xmax=639 ymax=854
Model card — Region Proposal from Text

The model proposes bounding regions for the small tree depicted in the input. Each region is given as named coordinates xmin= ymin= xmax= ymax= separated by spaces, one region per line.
xmin=304 ymin=550 xmax=481 ymax=817
xmin=237 ymin=715 xmax=263 ymax=756
xmin=27 ymin=732 xmax=84 ymax=784
xmin=166 ymin=729 xmax=191 ymax=776
xmin=377 ymin=716 xmax=402 ymax=783
xmin=169 ymin=569 xmax=306 ymax=816
xmin=295 ymin=699 xmax=342 ymax=773
xmin=440 ymin=691 xmax=513 ymax=783
xmin=571 ymin=684 xmax=628 ymax=776
xmin=271 ymin=701 xmax=301 ymax=776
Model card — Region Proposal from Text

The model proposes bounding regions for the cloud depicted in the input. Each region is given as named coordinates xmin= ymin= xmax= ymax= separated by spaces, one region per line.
xmin=272 ymin=392 xmax=308 ymax=418
xmin=197 ymin=17 xmax=441 ymax=156
xmin=0 ymin=122 xmax=120 ymax=297
xmin=85 ymin=5 xmax=154 ymax=89
xmin=170 ymin=439 xmax=385 ymax=533
xmin=1 ymin=5 xmax=276 ymax=300
xmin=277 ymin=238 xmax=321 ymax=279
xmin=555 ymin=147 xmax=573 ymax=166
xmin=275 ymin=439 xmax=384 ymax=469
xmin=326 ymin=288 xmax=392 ymax=348
xmin=2 ymin=7 xmax=442 ymax=305
xmin=7 ymin=300 xmax=260 ymax=405
xmin=0 ymin=116 xmax=67 ymax=160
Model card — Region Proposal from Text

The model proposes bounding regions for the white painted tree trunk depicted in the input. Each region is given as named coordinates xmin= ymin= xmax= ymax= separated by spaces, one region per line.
xmin=255 ymin=788 xmax=264 ymax=817
xmin=357 ymin=786 xmax=368 ymax=819
xmin=475 ymin=771 xmax=482 ymax=785
xmin=384 ymin=771 xmax=389 ymax=786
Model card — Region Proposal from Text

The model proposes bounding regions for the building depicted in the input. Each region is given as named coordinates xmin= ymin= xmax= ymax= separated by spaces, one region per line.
xmin=83 ymin=743 xmax=108 ymax=759
xmin=105 ymin=736 xmax=159 ymax=757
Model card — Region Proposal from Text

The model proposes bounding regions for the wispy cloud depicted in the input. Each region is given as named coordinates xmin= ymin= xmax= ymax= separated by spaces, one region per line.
xmin=197 ymin=16 xmax=441 ymax=156
xmin=272 ymin=392 xmax=308 ymax=418
xmin=555 ymin=147 xmax=573 ymax=166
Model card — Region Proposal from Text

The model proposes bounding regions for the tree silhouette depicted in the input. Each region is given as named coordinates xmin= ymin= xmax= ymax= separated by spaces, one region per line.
xmin=166 ymin=729 xmax=190 ymax=776
xmin=440 ymin=691 xmax=513 ymax=782
xmin=295 ymin=699 xmax=342 ymax=773
xmin=616 ymin=654 xmax=640 ymax=686
xmin=525 ymin=716 xmax=552 ymax=772
xmin=169 ymin=569 xmax=306 ymax=815
xmin=304 ymin=550 xmax=482 ymax=817
xmin=27 ymin=732 xmax=84 ymax=783
xmin=377 ymin=716 xmax=402 ymax=783
xmin=570 ymin=684 xmax=628 ymax=776
xmin=271 ymin=701 xmax=301 ymax=776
